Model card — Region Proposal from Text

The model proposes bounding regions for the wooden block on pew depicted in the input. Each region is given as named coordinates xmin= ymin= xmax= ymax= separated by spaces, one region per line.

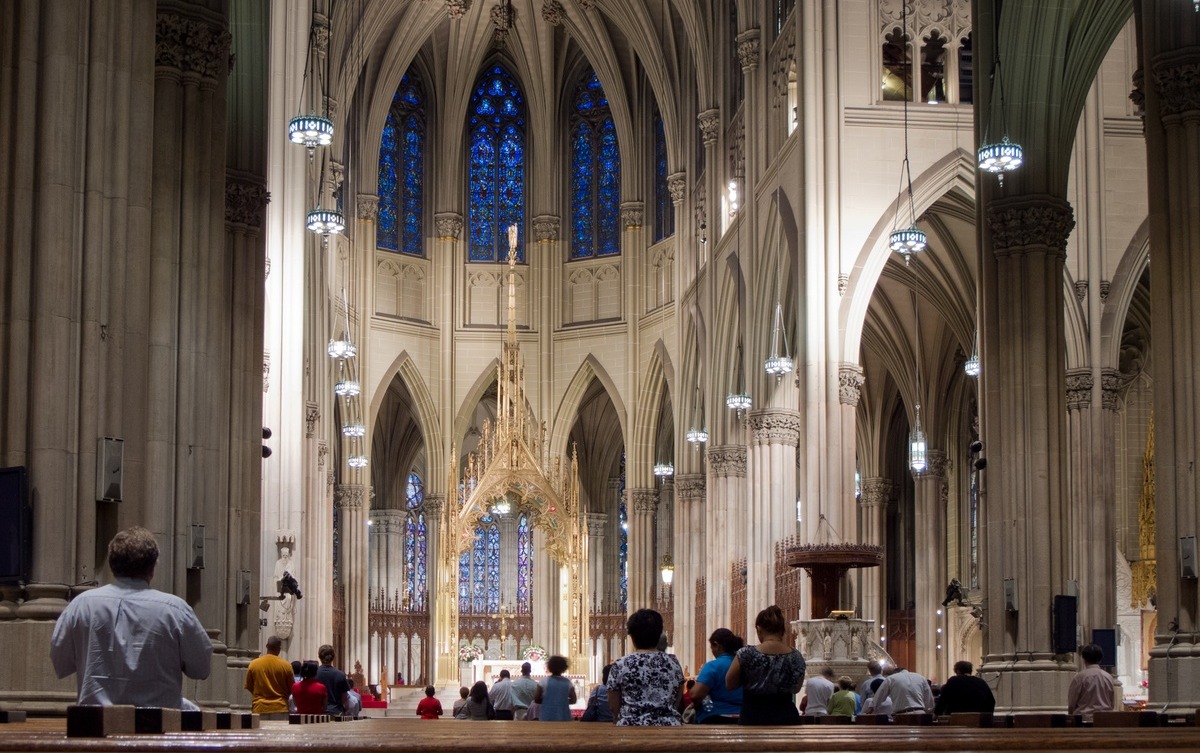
xmin=1094 ymin=711 xmax=1159 ymax=727
xmin=947 ymin=712 xmax=996 ymax=727
xmin=289 ymin=713 xmax=330 ymax=724
xmin=893 ymin=712 xmax=934 ymax=726
xmin=818 ymin=715 xmax=852 ymax=724
xmin=1011 ymin=713 xmax=1071 ymax=728
xmin=855 ymin=713 xmax=892 ymax=724
xmin=180 ymin=709 xmax=219 ymax=731
xmin=67 ymin=705 xmax=137 ymax=738
xmin=0 ymin=710 xmax=28 ymax=723
xmin=133 ymin=707 xmax=181 ymax=734
xmin=214 ymin=712 xmax=234 ymax=730
xmin=237 ymin=713 xmax=260 ymax=729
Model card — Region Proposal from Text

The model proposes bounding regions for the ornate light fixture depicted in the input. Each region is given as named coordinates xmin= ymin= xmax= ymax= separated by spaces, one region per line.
xmin=976 ymin=10 xmax=1023 ymax=185
xmin=491 ymin=498 xmax=512 ymax=516
xmin=686 ymin=384 xmax=708 ymax=445
xmin=288 ymin=14 xmax=334 ymax=160
xmin=342 ymin=422 xmax=365 ymax=437
xmin=685 ymin=427 xmax=709 ymax=445
xmin=307 ymin=207 xmax=345 ymax=237
xmin=764 ymin=302 xmax=794 ymax=379
xmin=888 ymin=0 xmax=926 ymax=266
xmin=727 ymin=179 xmax=739 ymax=218
xmin=334 ymin=379 xmax=361 ymax=397
xmin=727 ymin=344 xmax=752 ymax=416
xmin=910 ymin=404 xmax=928 ymax=473
xmin=347 ymin=454 xmax=368 ymax=469
xmin=660 ymin=554 xmax=675 ymax=586
xmin=964 ymin=353 xmax=980 ymax=377
xmin=653 ymin=462 xmax=675 ymax=477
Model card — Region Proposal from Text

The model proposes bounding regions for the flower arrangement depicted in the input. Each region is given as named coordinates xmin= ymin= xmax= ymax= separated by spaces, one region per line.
xmin=521 ymin=644 xmax=547 ymax=662
xmin=459 ymin=643 xmax=484 ymax=663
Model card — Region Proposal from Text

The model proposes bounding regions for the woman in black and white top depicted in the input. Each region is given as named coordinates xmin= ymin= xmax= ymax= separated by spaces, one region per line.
xmin=606 ymin=608 xmax=685 ymax=726
xmin=725 ymin=605 xmax=807 ymax=725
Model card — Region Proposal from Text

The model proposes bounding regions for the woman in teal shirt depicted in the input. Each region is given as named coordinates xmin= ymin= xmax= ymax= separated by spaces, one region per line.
xmin=691 ymin=628 xmax=745 ymax=723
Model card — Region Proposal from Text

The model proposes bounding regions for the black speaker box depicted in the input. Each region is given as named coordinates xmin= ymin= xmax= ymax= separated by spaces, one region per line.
xmin=1092 ymin=628 xmax=1117 ymax=669
xmin=0 ymin=466 xmax=32 ymax=584
xmin=1052 ymin=594 xmax=1078 ymax=654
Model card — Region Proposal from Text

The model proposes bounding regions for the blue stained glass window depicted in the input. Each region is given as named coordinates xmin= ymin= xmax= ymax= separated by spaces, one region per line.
xmin=570 ymin=70 xmax=621 ymax=260
xmin=459 ymin=549 xmax=471 ymax=612
xmin=486 ymin=525 xmax=501 ymax=612
xmin=653 ymin=113 xmax=673 ymax=242
xmin=517 ymin=514 xmax=532 ymax=613
xmin=468 ymin=65 xmax=526 ymax=262
xmin=378 ymin=73 xmax=425 ymax=255
xmin=618 ymin=453 xmax=628 ymax=611
xmin=472 ymin=526 xmax=487 ymax=613
xmin=401 ymin=472 xmax=428 ymax=609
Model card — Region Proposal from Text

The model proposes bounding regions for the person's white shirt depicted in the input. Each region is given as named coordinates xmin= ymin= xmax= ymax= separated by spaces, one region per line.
xmin=804 ymin=674 xmax=837 ymax=715
xmin=873 ymin=669 xmax=934 ymax=714
xmin=346 ymin=689 xmax=363 ymax=717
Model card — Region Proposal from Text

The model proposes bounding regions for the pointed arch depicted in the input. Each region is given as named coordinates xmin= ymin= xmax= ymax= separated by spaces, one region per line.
xmin=1099 ymin=218 xmax=1151 ymax=370
xmin=451 ymin=358 xmax=503 ymax=452
xmin=549 ymin=354 xmax=628 ymax=461
xmin=368 ymin=351 xmax=442 ymax=490
xmin=630 ymin=341 xmax=675 ymax=489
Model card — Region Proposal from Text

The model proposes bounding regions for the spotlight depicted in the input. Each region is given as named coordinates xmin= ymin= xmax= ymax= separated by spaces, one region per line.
xmin=974 ymin=457 xmax=987 ymax=471
xmin=969 ymin=440 xmax=983 ymax=454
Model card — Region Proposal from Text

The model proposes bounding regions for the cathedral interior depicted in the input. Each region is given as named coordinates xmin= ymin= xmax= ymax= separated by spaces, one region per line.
xmin=2 ymin=0 xmax=1200 ymax=716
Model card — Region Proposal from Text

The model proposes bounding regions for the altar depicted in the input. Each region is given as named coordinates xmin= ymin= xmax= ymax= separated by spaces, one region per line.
xmin=466 ymin=659 xmax=589 ymax=712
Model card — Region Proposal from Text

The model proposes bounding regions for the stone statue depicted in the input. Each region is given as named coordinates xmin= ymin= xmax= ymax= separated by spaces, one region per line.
xmin=272 ymin=543 xmax=296 ymax=639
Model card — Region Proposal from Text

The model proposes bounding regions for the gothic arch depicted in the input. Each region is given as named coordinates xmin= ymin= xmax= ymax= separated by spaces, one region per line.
xmin=1100 ymin=218 xmax=1151 ymax=370
xmin=549 ymin=354 xmax=629 ymax=463
xmin=368 ymin=350 xmax=443 ymax=490
xmin=630 ymin=340 xmax=675 ymax=489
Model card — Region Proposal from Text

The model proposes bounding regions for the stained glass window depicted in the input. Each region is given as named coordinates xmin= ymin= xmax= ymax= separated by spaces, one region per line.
xmin=460 ymin=513 xmax=502 ymax=614
xmin=468 ymin=64 xmax=526 ymax=262
xmin=403 ymin=472 xmax=427 ymax=609
xmin=618 ymin=454 xmax=628 ymax=611
xmin=378 ymin=73 xmax=425 ymax=254
xmin=486 ymin=525 xmax=501 ymax=612
xmin=652 ymin=112 xmax=672 ymax=242
xmin=569 ymin=70 xmax=621 ymax=259
xmin=517 ymin=513 xmax=532 ymax=613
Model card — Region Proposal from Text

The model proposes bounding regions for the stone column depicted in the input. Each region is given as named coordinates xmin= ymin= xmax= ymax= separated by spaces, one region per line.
xmin=839 ymin=364 xmax=867 ymax=610
xmin=499 ymin=513 xmax=518 ymax=608
xmin=1065 ymin=369 xmax=1104 ymax=637
xmin=707 ymin=446 xmax=746 ymax=633
xmin=914 ymin=451 xmax=949 ymax=680
xmin=859 ymin=479 xmax=894 ymax=626
xmin=586 ymin=514 xmax=607 ymax=607
xmin=747 ymin=410 xmax=801 ymax=623
xmin=606 ymin=477 xmax=622 ymax=609
xmin=628 ymin=488 xmax=658 ymax=611
xmin=423 ymin=495 xmax=443 ymax=676
xmin=335 ymin=484 xmax=370 ymax=671
xmin=656 ymin=478 xmax=675 ymax=600
xmin=980 ymin=196 xmax=1076 ymax=711
xmin=675 ymin=474 xmax=706 ymax=669
xmin=1142 ymin=8 xmax=1200 ymax=709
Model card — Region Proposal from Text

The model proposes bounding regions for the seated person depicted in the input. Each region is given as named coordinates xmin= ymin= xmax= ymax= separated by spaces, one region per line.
xmin=416 ymin=686 xmax=443 ymax=719
xmin=292 ymin=661 xmax=329 ymax=714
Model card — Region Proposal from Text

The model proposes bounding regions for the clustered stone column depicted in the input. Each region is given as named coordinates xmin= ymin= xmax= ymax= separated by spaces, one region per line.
xmin=586 ymin=513 xmax=607 ymax=607
xmin=914 ymin=451 xmax=949 ymax=679
xmin=707 ymin=446 xmax=747 ymax=633
xmin=628 ymin=488 xmax=658 ymax=611
xmin=335 ymin=484 xmax=370 ymax=671
xmin=747 ymin=410 xmax=801 ymax=626
xmin=858 ymin=479 xmax=894 ymax=626
xmin=674 ymin=474 xmax=706 ymax=670
xmin=655 ymin=478 xmax=675 ymax=601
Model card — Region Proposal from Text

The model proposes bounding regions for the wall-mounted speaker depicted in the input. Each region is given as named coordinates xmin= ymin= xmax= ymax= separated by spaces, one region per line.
xmin=237 ymin=569 xmax=251 ymax=606
xmin=0 ymin=467 xmax=32 ymax=584
xmin=1053 ymin=595 xmax=1078 ymax=654
xmin=96 ymin=437 xmax=124 ymax=502
xmin=1003 ymin=578 xmax=1018 ymax=612
xmin=1092 ymin=628 xmax=1117 ymax=669
xmin=1180 ymin=536 xmax=1197 ymax=579
xmin=189 ymin=524 xmax=205 ymax=570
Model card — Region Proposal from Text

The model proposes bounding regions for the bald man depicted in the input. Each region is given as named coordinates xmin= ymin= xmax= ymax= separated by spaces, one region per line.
xmin=244 ymin=635 xmax=296 ymax=716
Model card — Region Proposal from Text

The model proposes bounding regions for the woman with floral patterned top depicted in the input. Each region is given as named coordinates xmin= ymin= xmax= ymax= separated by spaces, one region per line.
xmin=606 ymin=608 xmax=685 ymax=726
xmin=725 ymin=605 xmax=807 ymax=725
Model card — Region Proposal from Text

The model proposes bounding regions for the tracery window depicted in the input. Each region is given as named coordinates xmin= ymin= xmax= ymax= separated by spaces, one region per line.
xmin=467 ymin=64 xmax=526 ymax=262
xmin=618 ymin=455 xmax=628 ymax=611
xmin=569 ymin=69 xmax=620 ymax=259
xmin=652 ymin=112 xmax=673 ymax=243
xmin=517 ymin=513 xmax=533 ymax=613
xmin=378 ymin=72 xmax=425 ymax=254
xmin=881 ymin=28 xmax=912 ymax=101
xmin=459 ymin=514 xmax=501 ymax=613
xmin=403 ymin=472 xmax=427 ymax=608
xmin=773 ymin=0 xmax=795 ymax=37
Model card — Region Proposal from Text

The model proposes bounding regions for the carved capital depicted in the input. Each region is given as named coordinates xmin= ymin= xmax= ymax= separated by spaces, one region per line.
xmin=576 ymin=0 xmax=595 ymax=10
xmin=541 ymin=0 xmax=565 ymax=25
xmin=435 ymin=212 xmax=464 ymax=240
xmin=916 ymin=450 xmax=950 ymax=479
xmin=305 ymin=402 xmax=320 ymax=438
xmin=532 ymin=214 xmax=560 ymax=242
xmin=446 ymin=0 xmax=473 ymax=20
xmin=263 ymin=351 xmax=271 ymax=393
xmin=707 ymin=445 xmax=747 ymax=478
xmin=1130 ymin=68 xmax=1145 ymax=118
xmin=585 ymin=512 xmax=607 ymax=538
xmin=490 ymin=2 xmax=515 ymax=44
xmin=748 ymin=409 xmax=801 ymax=446
xmin=674 ymin=474 xmax=706 ymax=502
xmin=334 ymin=484 xmax=369 ymax=510
xmin=698 ymin=109 xmax=721 ymax=145
xmin=225 ymin=174 xmax=270 ymax=231
xmin=620 ymin=201 xmax=645 ymax=229
xmin=317 ymin=441 xmax=328 ymax=468
xmin=1152 ymin=48 xmax=1200 ymax=117
xmin=424 ymin=494 xmax=445 ymax=515
xmin=325 ymin=160 xmax=344 ymax=198
xmin=1099 ymin=280 xmax=1111 ymax=302
xmin=1065 ymin=369 xmax=1094 ymax=411
xmin=736 ymin=29 xmax=761 ymax=71
xmin=357 ymin=194 xmax=379 ymax=221
xmin=630 ymin=488 xmax=658 ymax=515
xmin=837 ymin=274 xmax=849 ymax=297
xmin=667 ymin=172 xmax=688 ymax=204
xmin=859 ymin=478 xmax=894 ymax=508
xmin=1101 ymin=368 xmax=1127 ymax=411
xmin=838 ymin=363 xmax=866 ymax=406
xmin=311 ymin=14 xmax=330 ymax=56
xmin=1073 ymin=279 xmax=1088 ymax=303
xmin=155 ymin=13 xmax=232 ymax=82
xmin=986 ymin=196 xmax=1075 ymax=260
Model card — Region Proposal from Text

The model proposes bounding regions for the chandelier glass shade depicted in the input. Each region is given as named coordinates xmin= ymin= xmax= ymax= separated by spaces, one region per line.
xmin=653 ymin=462 xmax=675 ymax=477
xmin=685 ymin=427 xmax=709 ymax=445
xmin=328 ymin=338 xmax=356 ymax=360
xmin=342 ymin=422 xmax=365 ymax=437
xmin=660 ymin=554 xmax=675 ymax=586
xmin=977 ymin=137 xmax=1024 ymax=174
xmin=347 ymin=454 xmax=368 ymax=469
xmin=726 ymin=392 xmax=752 ymax=413
xmin=334 ymin=379 xmax=361 ymax=397
xmin=288 ymin=114 xmax=334 ymax=153
xmin=307 ymin=208 xmax=345 ymax=236
xmin=889 ymin=225 xmax=927 ymax=257
xmin=909 ymin=405 xmax=928 ymax=473
xmin=964 ymin=353 xmax=981 ymax=377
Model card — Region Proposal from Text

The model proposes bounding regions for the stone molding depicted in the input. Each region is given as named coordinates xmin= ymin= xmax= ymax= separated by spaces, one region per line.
xmin=325 ymin=161 xmax=344 ymax=198
xmin=155 ymin=13 xmax=232 ymax=83
xmin=434 ymin=212 xmax=463 ymax=240
xmin=424 ymin=494 xmax=445 ymax=515
xmin=675 ymin=474 xmax=706 ymax=502
xmin=491 ymin=2 xmax=514 ymax=44
xmin=748 ymin=409 xmax=802 ymax=446
xmin=1101 ymin=368 xmax=1127 ymax=411
xmin=916 ymin=449 xmax=950 ymax=479
xmin=324 ymin=95 xmax=338 ymax=123
xmin=837 ymin=273 xmax=849 ymax=297
xmin=667 ymin=172 xmax=688 ymax=204
xmin=1065 ymin=369 xmax=1093 ymax=411
xmin=224 ymin=175 xmax=270 ymax=231
xmin=357 ymin=194 xmax=379 ymax=221
xmin=630 ymin=488 xmax=658 ymax=515
xmin=533 ymin=214 xmax=560 ymax=242
xmin=838 ymin=363 xmax=866 ymax=406
xmin=1152 ymin=48 xmax=1200 ymax=117
xmin=334 ymin=484 xmax=369 ymax=510
xmin=698 ymin=109 xmax=721 ymax=144
xmin=859 ymin=478 xmax=894 ymax=508
xmin=708 ymin=445 xmax=747 ymax=478
xmin=1130 ymin=67 xmax=1145 ymax=118
xmin=1099 ymin=280 xmax=1111 ymax=302
xmin=736 ymin=29 xmax=761 ymax=71
xmin=1073 ymin=279 xmax=1089 ymax=303
xmin=986 ymin=196 xmax=1075 ymax=260
xmin=585 ymin=512 xmax=607 ymax=538
xmin=541 ymin=0 xmax=565 ymax=25
xmin=263 ymin=352 xmax=271 ymax=393
xmin=317 ymin=441 xmax=328 ymax=468
xmin=695 ymin=206 xmax=708 ymax=243
xmin=305 ymin=402 xmax=320 ymax=437
xmin=311 ymin=14 xmax=330 ymax=56
xmin=576 ymin=0 xmax=596 ymax=11
xmin=620 ymin=201 xmax=645 ymax=229
xmin=447 ymin=0 xmax=471 ymax=20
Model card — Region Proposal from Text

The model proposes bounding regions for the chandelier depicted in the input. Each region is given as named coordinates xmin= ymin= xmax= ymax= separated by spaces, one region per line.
xmin=727 ymin=342 xmax=752 ymax=416
xmin=342 ymin=422 xmax=365 ymax=437
xmin=334 ymin=379 xmax=361 ymax=397
xmin=887 ymin=0 xmax=926 ymax=266
xmin=347 ymin=454 xmax=368 ymax=469
xmin=328 ymin=338 xmax=356 ymax=360
xmin=764 ymin=302 xmax=794 ymax=379
xmin=964 ymin=353 xmax=980 ymax=377
xmin=307 ymin=207 xmax=345 ymax=237
xmin=910 ymin=404 xmax=928 ymax=473
xmin=976 ymin=12 xmax=1023 ymax=185
xmin=288 ymin=14 xmax=334 ymax=160
xmin=653 ymin=462 xmax=675 ymax=477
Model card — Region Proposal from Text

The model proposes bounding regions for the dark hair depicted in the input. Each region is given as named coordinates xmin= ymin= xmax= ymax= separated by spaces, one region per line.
xmin=459 ymin=686 xmax=470 ymax=698
xmin=708 ymin=628 xmax=744 ymax=655
xmin=425 ymin=685 xmax=436 ymax=697
xmin=499 ymin=669 xmax=510 ymax=679
xmin=108 ymin=526 xmax=159 ymax=580
xmin=318 ymin=644 xmax=335 ymax=663
xmin=470 ymin=681 xmax=489 ymax=703
xmin=867 ymin=660 xmax=882 ymax=675
xmin=601 ymin=664 xmax=612 ymax=685
xmin=301 ymin=660 xmax=319 ymax=679
xmin=869 ymin=677 xmax=884 ymax=693
xmin=626 ymin=608 xmax=665 ymax=649
xmin=686 ymin=679 xmax=695 ymax=690
xmin=546 ymin=655 xmax=569 ymax=675
xmin=291 ymin=660 xmax=302 ymax=675
xmin=521 ymin=662 xmax=532 ymax=675
xmin=754 ymin=605 xmax=787 ymax=636
xmin=954 ymin=660 xmax=974 ymax=675
xmin=1080 ymin=643 xmax=1104 ymax=665
xmin=838 ymin=676 xmax=853 ymax=690
xmin=348 ymin=677 xmax=356 ymax=690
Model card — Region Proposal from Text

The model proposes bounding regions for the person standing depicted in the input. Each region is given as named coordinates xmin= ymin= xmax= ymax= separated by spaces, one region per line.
xmin=489 ymin=668 xmax=516 ymax=719
xmin=1067 ymin=643 xmax=1116 ymax=722
xmin=244 ymin=635 xmax=295 ymax=717
xmin=691 ymin=628 xmax=744 ymax=724
xmin=416 ymin=685 xmax=444 ymax=719
xmin=535 ymin=655 xmax=578 ymax=721
xmin=315 ymin=644 xmax=351 ymax=716
xmin=934 ymin=661 xmax=996 ymax=715
xmin=725 ymin=605 xmax=807 ymax=725
xmin=510 ymin=662 xmax=538 ymax=720
xmin=50 ymin=526 xmax=212 ymax=709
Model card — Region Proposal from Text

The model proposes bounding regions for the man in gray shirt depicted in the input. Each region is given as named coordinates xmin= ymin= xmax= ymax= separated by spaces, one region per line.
xmin=509 ymin=662 xmax=538 ymax=720
xmin=489 ymin=669 xmax=516 ymax=719
xmin=50 ymin=526 xmax=212 ymax=708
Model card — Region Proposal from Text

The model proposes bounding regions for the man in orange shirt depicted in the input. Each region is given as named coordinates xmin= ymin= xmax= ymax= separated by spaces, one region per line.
xmin=244 ymin=636 xmax=295 ymax=717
